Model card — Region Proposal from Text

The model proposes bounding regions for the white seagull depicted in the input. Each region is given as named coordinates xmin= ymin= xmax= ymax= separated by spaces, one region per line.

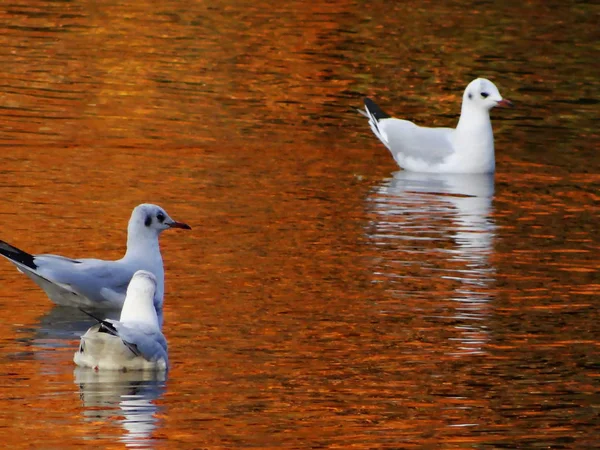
xmin=74 ymin=270 xmax=168 ymax=371
xmin=360 ymin=78 xmax=512 ymax=174
xmin=0 ymin=203 xmax=190 ymax=310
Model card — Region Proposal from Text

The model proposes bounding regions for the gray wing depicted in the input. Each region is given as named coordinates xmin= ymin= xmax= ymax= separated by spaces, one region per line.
xmin=114 ymin=322 xmax=168 ymax=363
xmin=380 ymin=119 xmax=455 ymax=164
xmin=34 ymin=255 xmax=134 ymax=306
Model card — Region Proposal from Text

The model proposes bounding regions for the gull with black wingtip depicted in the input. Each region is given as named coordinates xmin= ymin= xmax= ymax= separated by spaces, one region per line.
xmin=0 ymin=203 xmax=191 ymax=311
xmin=74 ymin=270 xmax=168 ymax=371
xmin=359 ymin=78 xmax=512 ymax=174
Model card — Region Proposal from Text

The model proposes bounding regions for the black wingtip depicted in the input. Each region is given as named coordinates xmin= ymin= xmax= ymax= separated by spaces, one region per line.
xmin=79 ymin=308 xmax=104 ymax=323
xmin=79 ymin=308 xmax=118 ymax=336
xmin=0 ymin=240 xmax=37 ymax=270
xmin=364 ymin=98 xmax=391 ymax=121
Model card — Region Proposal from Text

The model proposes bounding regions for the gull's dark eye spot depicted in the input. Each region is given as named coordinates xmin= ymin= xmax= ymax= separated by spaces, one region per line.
xmin=157 ymin=212 xmax=165 ymax=223
xmin=144 ymin=215 xmax=152 ymax=227
xmin=481 ymin=92 xmax=489 ymax=98
xmin=468 ymin=92 xmax=473 ymax=100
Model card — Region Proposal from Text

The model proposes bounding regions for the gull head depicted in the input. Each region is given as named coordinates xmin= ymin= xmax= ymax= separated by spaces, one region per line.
xmin=120 ymin=270 xmax=160 ymax=323
xmin=463 ymin=78 xmax=512 ymax=111
xmin=129 ymin=203 xmax=191 ymax=236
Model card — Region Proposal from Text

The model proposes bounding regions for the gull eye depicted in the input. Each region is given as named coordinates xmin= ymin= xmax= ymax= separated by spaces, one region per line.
xmin=481 ymin=92 xmax=489 ymax=98
xmin=156 ymin=212 xmax=165 ymax=223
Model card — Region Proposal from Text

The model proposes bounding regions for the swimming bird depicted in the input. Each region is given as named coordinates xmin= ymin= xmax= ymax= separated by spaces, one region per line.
xmin=74 ymin=270 xmax=168 ymax=371
xmin=0 ymin=203 xmax=190 ymax=310
xmin=360 ymin=78 xmax=512 ymax=173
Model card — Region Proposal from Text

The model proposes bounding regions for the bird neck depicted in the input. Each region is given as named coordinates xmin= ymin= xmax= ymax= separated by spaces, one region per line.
xmin=451 ymin=103 xmax=496 ymax=173
xmin=120 ymin=293 xmax=160 ymax=327
xmin=123 ymin=230 xmax=165 ymax=306
xmin=124 ymin=227 xmax=162 ymax=260
xmin=456 ymin=102 xmax=493 ymax=134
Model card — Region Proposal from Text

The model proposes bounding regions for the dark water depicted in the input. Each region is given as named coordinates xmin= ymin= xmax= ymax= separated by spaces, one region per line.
xmin=0 ymin=0 xmax=598 ymax=448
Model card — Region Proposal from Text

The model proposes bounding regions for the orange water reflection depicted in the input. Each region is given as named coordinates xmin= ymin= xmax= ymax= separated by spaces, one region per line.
xmin=0 ymin=0 xmax=598 ymax=448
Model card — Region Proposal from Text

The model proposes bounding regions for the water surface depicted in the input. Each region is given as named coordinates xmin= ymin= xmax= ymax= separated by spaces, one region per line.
xmin=0 ymin=0 xmax=598 ymax=448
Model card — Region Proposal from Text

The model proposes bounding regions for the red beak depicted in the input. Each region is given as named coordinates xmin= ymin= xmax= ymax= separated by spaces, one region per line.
xmin=167 ymin=221 xmax=191 ymax=230
xmin=497 ymin=98 xmax=513 ymax=107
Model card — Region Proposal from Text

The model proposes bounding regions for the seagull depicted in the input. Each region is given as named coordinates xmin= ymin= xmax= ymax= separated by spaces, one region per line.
xmin=74 ymin=270 xmax=168 ymax=371
xmin=0 ymin=203 xmax=191 ymax=310
xmin=359 ymin=78 xmax=512 ymax=174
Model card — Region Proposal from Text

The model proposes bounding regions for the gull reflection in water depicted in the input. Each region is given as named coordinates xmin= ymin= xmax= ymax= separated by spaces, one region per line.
xmin=35 ymin=306 xmax=120 ymax=341
xmin=25 ymin=307 xmax=167 ymax=446
xmin=74 ymin=367 xmax=167 ymax=447
xmin=367 ymin=171 xmax=496 ymax=356
xmin=27 ymin=306 xmax=120 ymax=372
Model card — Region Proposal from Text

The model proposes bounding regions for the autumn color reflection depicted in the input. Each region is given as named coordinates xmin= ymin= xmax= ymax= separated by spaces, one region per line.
xmin=0 ymin=0 xmax=597 ymax=448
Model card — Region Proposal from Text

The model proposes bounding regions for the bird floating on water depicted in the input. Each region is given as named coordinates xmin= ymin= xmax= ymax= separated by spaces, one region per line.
xmin=359 ymin=78 xmax=512 ymax=173
xmin=0 ymin=203 xmax=191 ymax=310
xmin=74 ymin=270 xmax=168 ymax=371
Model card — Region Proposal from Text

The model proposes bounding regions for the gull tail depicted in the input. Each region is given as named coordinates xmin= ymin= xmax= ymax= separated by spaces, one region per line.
xmin=364 ymin=98 xmax=391 ymax=121
xmin=361 ymin=98 xmax=391 ymax=150
xmin=79 ymin=308 xmax=118 ymax=336
xmin=0 ymin=240 xmax=37 ymax=270
xmin=0 ymin=240 xmax=85 ymax=307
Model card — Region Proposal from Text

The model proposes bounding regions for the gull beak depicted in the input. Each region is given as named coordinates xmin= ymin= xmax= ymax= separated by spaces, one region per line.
xmin=496 ymin=98 xmax=513 ymax=107
xmin=167 ymin=221 xmax=192 ymax=230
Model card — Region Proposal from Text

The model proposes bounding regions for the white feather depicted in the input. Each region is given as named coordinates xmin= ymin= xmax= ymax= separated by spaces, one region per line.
xmin=0 ymin=203 xmax=190 ymax=310
xmin=74 ymin=271 xmax=168 ymax=371
xmin=362 ymin=78 xmax=510 ymax=174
